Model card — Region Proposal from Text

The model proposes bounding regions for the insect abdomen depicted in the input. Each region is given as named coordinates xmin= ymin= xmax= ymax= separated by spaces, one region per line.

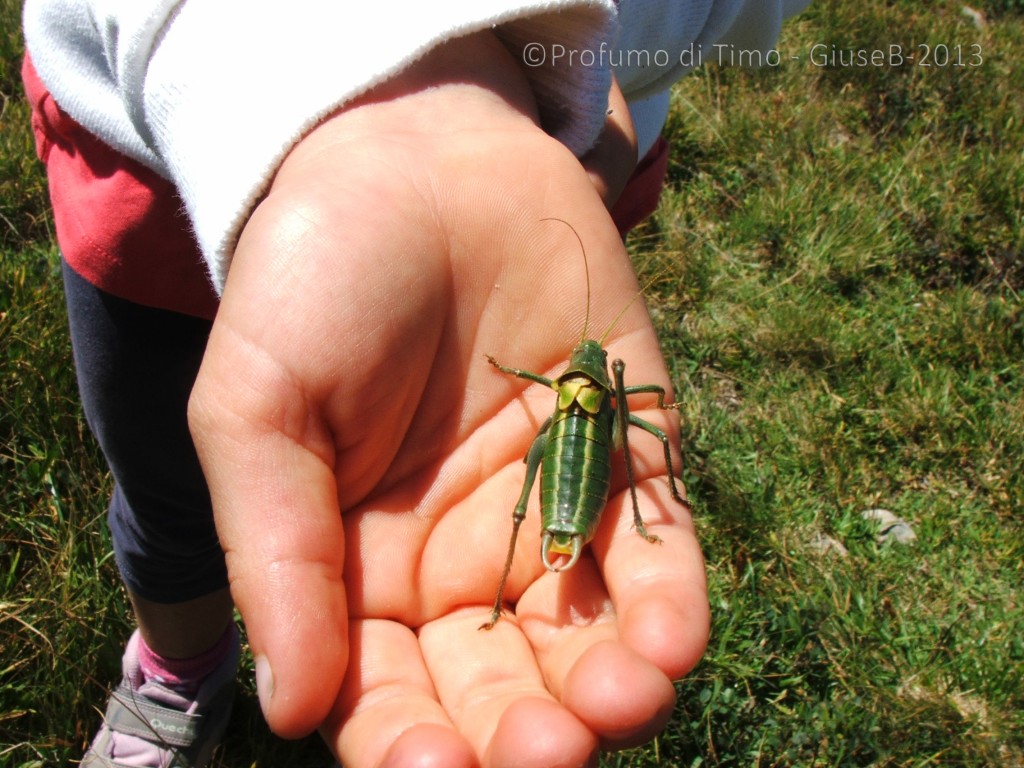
xmin=540 ymin=406 xmax=612 ymax=548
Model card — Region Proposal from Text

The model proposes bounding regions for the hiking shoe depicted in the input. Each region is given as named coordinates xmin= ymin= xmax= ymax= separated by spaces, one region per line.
xmin=81 ymin=628 xmax=240 ymax=768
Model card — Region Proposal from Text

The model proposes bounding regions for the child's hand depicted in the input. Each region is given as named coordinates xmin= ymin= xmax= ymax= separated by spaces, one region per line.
xmin=189 ymin=30 xmax=708 ymax=767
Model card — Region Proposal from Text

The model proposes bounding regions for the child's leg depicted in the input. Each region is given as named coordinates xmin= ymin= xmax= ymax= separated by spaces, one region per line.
xmin=129 ymin=590 xmax=234 ymax=660
xmin=62 ymin=259 xmax=229 ymax=621
xmin=63 ymin=260 xmax=237 ymax=766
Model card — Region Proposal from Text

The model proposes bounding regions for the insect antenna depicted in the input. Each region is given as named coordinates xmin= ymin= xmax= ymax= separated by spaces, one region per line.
xmin=541 ymin=217 xmax=590 ymax=344
xmin=598 ymin=267 xmax=670 ymax=346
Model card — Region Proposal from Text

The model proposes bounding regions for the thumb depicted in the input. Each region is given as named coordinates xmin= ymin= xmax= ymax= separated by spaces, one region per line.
xmin=188 ymin=319 xmax=348 ymax=738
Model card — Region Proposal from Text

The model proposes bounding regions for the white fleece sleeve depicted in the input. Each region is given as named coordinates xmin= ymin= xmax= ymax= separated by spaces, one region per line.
xmin=24 ymin=0 xmax=811 ymax=291
xmin=24 ymin=0 xmax=618 ymax=291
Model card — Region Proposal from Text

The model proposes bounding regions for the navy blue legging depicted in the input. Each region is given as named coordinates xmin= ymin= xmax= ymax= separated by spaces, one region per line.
xmin=63 ymin=260 xmax=227 ymax=603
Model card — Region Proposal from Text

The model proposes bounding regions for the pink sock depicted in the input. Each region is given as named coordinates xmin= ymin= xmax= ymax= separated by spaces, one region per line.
xmin=137 ymin=624 xmax=237 ymax=694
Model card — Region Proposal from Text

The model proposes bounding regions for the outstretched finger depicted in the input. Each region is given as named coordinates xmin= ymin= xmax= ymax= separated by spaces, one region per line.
xmin=515 ymin=555 xmax=679 ymax=750
xmin=324 ymin=619 xmax=476 ymax=768
xmin=592 ymin=478 xmax=710 ymax=682
xmin=419 ymin=610 xmax=600 ymax=768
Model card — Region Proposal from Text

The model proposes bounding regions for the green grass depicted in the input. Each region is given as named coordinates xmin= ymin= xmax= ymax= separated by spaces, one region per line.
xmin=3 ymin=0 xmax=1023 ymax=765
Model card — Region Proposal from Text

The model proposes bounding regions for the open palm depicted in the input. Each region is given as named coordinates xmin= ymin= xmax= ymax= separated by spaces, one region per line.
xmin=189 ymin=32 xmax=708 ymax=767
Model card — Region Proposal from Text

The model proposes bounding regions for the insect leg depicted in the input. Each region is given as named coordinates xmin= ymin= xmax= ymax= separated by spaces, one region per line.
xmin=620 ymin=376 xmax=689 ymax=508
xmin=486 ymin=355 xmax=557 ymax=390
xmin=622 ymin=382 xmax=672 ymax=409
xmin=480 ymin=416 xmax=551 ymax=630
xmin=611 ymin=359 xmax=662 ymax=544
xmin=626 ymin=413 xmax=687 ymax=507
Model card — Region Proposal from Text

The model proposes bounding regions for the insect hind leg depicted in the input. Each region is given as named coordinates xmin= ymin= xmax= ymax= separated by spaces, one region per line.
xmin=611 ymin=360 xmax=663 ymax=544
xmin=612 ymin=359 xmax=691 ymax=543
xmin=480 ymin=417 xmax=550 ymax=630
xmin=627 ymin=412 xmax=687 ymax=508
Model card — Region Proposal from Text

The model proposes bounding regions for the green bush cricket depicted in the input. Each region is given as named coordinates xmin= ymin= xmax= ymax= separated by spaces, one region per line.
xmin=481 ymin=220 xmax=689 ymax=630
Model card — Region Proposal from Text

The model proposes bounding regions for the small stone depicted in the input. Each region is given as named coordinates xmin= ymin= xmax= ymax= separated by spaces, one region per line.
xmin=861 ymin=508 xmax=917 ymax=545
xmin=961 ymin=6 xmax=987 ymax=30
xmin=808 ymin=530 xmax=849 ymax=557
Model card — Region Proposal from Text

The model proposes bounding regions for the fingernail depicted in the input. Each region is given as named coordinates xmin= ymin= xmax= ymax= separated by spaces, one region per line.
xmin=255 ymin=655 xmax=274 ymax=714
